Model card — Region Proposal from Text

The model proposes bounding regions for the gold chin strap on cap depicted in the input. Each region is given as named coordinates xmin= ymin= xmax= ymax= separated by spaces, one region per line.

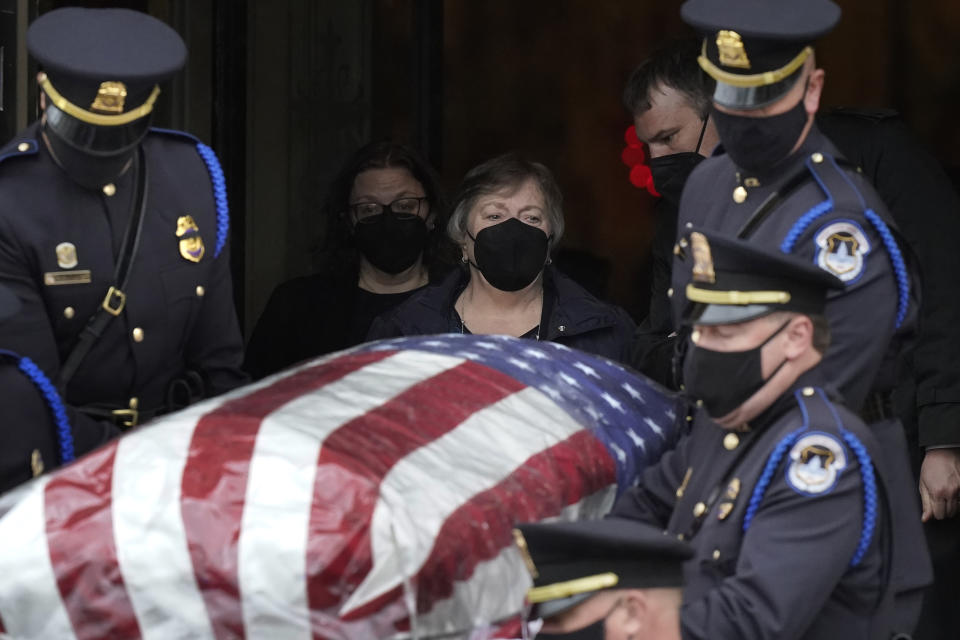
xmin=686 ymin=284 xmax=791 ymax=305
xmin=39 ymin=72 xmax=160 ymax=126
xmin=526 ymin=572 xmax=619 ymax=604
xmin=698 ymin=43 xmax=813 ymax=88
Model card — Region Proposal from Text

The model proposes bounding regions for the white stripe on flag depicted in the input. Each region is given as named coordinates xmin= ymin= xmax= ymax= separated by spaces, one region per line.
xmin=340 ymin=386 xmax=585 ymax=615
xmin=239 ymin=350 xmax=466 ymax=638
xmin=0 ymin=477 xmax=76 ymax=640
xmin=112 ymin=396 xmax=235 ymax=640
xmin=411 ymin=487 xmax=617 ymax=638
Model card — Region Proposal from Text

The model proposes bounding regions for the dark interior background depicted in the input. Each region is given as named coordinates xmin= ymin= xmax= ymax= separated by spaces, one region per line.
xmin=8 ymin=0 xmax=960 ymax=333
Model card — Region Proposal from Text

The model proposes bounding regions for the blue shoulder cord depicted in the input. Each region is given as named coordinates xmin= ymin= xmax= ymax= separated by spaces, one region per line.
xmin=195 ymin=142 xmax=230 ymax=259
xmin=742 ymin=388 xmax=877 ymax=567
xmin=778 ymin=155 xmax=910 ymax=328
xmin=0 ymin=350 xmax=75 ymax=464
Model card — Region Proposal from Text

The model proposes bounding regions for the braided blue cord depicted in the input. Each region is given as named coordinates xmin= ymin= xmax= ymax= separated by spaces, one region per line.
xmin=863 ymin=208 xmax=910 ymax=329
xmin=743 ymin=389 xmax=812 ymax=533
xmin=195 ymin=142 xmax=230 ymax=258
xmin=815 ymin=388 xmax=877 ymax=567
xmin=2 ymin=352 xmax=75 ymax=463
xmin=779 ymin=199 xmax=833 ymax=254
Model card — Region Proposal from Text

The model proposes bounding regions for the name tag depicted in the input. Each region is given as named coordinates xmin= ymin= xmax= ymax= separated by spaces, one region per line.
xmin=44 ymin=270 xmax=92 ymax=286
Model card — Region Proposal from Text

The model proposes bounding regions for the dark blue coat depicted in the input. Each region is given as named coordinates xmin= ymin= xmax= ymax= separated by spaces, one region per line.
xmin=367 ymin=267 xmax=636 ymax=364
xmin=612 ymin=372 xmax=893 ymax=640
xmin=0 ymin=124 xmax=247 ymax=425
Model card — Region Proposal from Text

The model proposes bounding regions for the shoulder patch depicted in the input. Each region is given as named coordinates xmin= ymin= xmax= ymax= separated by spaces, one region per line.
xmin=813 ymin=219 xmax=870 ymax=283
xmin=785 ymin=431 xmax=847 ymax=496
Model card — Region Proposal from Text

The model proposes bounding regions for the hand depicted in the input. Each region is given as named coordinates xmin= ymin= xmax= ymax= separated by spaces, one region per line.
xmin=919 ymin=448 xmax=960 ymax=521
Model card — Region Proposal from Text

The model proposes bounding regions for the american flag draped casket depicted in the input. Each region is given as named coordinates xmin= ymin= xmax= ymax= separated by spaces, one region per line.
xmin=0 ymin=335 xmax=680 ymax=640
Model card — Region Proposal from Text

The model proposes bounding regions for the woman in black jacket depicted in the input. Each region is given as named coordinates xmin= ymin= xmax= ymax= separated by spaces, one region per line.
xmin=368 ymin=153 xmax=635 ymax=364
xmin=244 ymin=142 xmax=455 ymax=378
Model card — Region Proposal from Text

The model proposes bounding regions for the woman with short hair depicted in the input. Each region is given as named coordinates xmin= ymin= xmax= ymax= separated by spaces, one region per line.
xmin=368 ymin=152 xmax=635 ymax=363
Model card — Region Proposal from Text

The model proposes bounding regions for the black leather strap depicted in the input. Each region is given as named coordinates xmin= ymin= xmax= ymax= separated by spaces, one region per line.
xmin=56 ymin=147 xmax=149 ymax=391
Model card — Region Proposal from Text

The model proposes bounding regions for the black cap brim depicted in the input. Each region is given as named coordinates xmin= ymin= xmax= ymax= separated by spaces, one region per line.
xmin=712 ymin=66 xmax=804 ymax=110
xmin=687 ymin=302 xmax=775 ymax=326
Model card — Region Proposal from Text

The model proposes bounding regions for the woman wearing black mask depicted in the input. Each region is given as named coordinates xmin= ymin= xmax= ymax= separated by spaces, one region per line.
xmin=368 ymin=153 xmax=635 ymax=363
xmin=243 ymin=141 xmax=454 ymax=378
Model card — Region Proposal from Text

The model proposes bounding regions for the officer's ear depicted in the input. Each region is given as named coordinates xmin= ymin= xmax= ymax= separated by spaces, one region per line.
xmin=803 ymin=66 xmax=825 ymax=117
xmin=618 ymin=590 xmax=651 ymax=636
xmin=783 ymin=314 xmax=814 ymax=360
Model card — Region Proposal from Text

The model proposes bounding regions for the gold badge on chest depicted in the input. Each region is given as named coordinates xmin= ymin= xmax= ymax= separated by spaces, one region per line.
xmin=55 ymin=242 xmax=78 ymax=269
xmin=176 ymin=215 xmax=205 ymax=263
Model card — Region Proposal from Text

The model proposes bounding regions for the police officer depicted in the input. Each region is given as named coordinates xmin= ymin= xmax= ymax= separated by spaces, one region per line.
xmin=672 ymin=0 xmax=929 ymax=629
xmin=513 ymin=518 xmax=692 ymax=639
xmin=0 ymin=8 xmax=246 ymax=432
xmin=613 ymin=229 xmax=896 ymax=640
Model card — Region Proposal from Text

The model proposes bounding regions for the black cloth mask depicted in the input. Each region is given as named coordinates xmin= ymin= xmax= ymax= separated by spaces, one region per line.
xmin=43 ymin=123 xmax=138 ymax=190
xmin=711 ymin=96 xmax=809 ymax=174
xmin=683 ymin=320 xmax=790 ymax=418
xmin=649 ymin=152 xmax=705 ymax=207
xmin=354 ymin=213 xmax=428 ymax=274
xmin=535 ymin=619 xmax=605 ymax=639
xmin=468 ymin=217 xmax=550 ymax=292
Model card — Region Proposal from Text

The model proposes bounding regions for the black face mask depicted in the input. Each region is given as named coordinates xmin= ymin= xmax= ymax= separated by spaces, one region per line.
xmin=649 ymin=152 xmax=705 ymax=207
xmin=354 ymin=213 xmax=428 ymax=274
xmin=683 ymin=320 xmax=790 ymax=418
xmin=468 ymin=217 xmax=550 ymax=292
xmin=535 ymin=619 xmax=605 ymax=639
xmin=43 ymin=123 xmax=138 ymax=190
xmin=711 ymin=96 xmax=809 ymax=174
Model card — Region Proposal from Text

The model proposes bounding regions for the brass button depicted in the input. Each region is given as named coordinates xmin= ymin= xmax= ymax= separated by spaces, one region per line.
xmin=686 ymin=415 xmax=693 ymax=422
xmin=691 ymin=329 xmax=701 ymax=344
xmin=723 ymin=433 xmax=740 ymax=450
xmin=129 ymin=397 xmax=139 ymax=410
xmin=802 ymin=387 xmax=815 ymax=397
xmin=696 ymin=399 xmax=704 ymax=408
xmin=733 ymin=186 xmax=748 ymax=203
xmin=63 ymin=306 xmax=75 ymax=319
xmin=132 ymin=327 xmax=144 ymax=342
xmin=196 ymin=285 xmax=205 ymax=297
xmin=17 ymin=142 xmax=30 ymax=153
xmin=685 ymin=222 xmax=693 ymax=229
xmin=693 ymin=502 xmax=707 ymax=517
xmin=667 ymin=287 xmax=674 ymax=298
xmin=679 ymin=238 xmax=688 ymax=248
xmin=103 ymin=183 xmax=117 ymax=197
xmin=712 ymin=549 xmax=721 ymax=560
xmin=677 ymin=533 xmax=685 ymax=541
xmin=811 ymin=152 xmax=824 ymax=164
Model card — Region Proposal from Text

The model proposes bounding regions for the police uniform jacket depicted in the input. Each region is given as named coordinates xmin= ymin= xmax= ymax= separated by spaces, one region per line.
xmin=672 ymin=125 xmax=913 ymax=412
xmin=0 ymin=124 xmax=247 ymax=421
xmin=611 ymin=370 xmax=891 ymax=640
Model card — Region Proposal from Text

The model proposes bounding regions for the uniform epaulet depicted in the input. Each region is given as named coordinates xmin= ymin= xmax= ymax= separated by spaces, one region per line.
xmin=742 ymin=387 xmax=877 ymax=567
xmin=779 ymin=152 xmax=909 ymax=328
xmin=0 ymin=349 xmax=74 ymax=464
xmin=0 ymin=136 xmax=40 ymax=169
xmin=150 ymin=127 xmax=230 ymax=258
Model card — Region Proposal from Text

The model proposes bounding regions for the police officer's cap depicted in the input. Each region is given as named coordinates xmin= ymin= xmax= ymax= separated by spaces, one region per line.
xmin=682 ymin=228 xmax=842 ymax=326
xmin=681 ymin=0 xmax=840 ymax=110
xmin=27 ymin=8 xmax=186 ymax=153
xmin=514 ymin=518 xmax=693 ymax=620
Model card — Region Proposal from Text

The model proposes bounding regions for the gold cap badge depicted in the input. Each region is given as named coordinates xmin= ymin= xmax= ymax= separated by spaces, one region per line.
xmin=55 ymin=242 xmax=78 ymax=269
xmin=690 ymin=232 xmax=716 ymax=284
xmin=177 ymin=215 xmax=205 ymax=263
xmin=91 ymin=81 xmax=128 ymax=114
xmin=716 ymin=30 xmax=751 ymax=69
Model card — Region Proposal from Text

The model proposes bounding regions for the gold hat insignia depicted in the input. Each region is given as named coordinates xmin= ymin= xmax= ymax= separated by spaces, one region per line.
xmin=55 ymin=242 xmax=78 ymax=269
xmin=690 ymin=232 xmax=716 ymax=284
xmin=177 ymin=215 xmax=205 ymax=263
xmin=91 ymin=81 xmax=128 ymax=114
xmin=717 ymin=30 xmax=751 ymax=69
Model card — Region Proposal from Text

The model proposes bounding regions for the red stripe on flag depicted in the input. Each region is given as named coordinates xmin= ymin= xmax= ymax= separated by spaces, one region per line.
xmin=45 ymin=442 xmax=142 ymax=639
xmin=180 ymin=350 xmax=395 ymax=640
xmin=413 ymin=429 xmax=614 ymax=615
xmin=306 ymin=361 xmax=526 ymax=631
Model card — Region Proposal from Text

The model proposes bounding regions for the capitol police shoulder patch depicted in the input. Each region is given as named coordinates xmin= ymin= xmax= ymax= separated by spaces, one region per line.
xmin=786 ymin=432 xmax=848 ymax=496
xmin=813 ymin=219 xmax=870 ymax=283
